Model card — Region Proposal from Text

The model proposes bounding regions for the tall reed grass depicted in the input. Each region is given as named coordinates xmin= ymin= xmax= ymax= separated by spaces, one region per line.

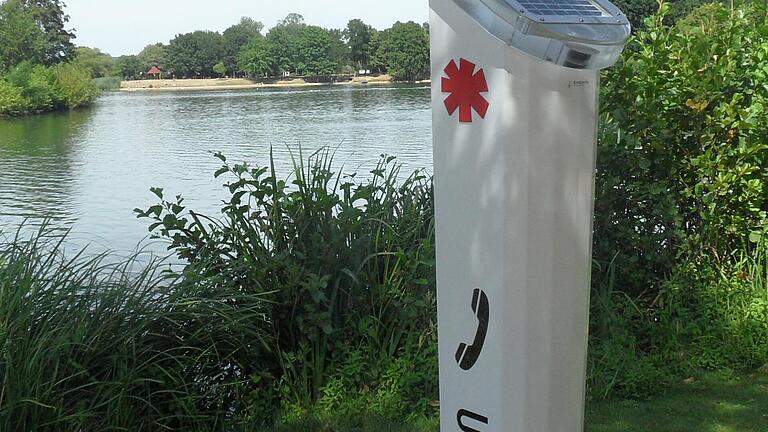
xmin=0 ymin=225 xmax=270 ymax=431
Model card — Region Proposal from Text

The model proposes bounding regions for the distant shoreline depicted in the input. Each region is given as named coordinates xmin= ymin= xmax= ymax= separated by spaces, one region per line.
xmin=119 ymin=75 xmax=430 ymax=92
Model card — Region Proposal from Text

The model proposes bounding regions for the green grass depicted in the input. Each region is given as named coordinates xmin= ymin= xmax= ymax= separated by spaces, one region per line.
xmin=267 ymin=371 xmax=768 ymax=432
xmin=587 ymin=371 xmax=768 ymax=432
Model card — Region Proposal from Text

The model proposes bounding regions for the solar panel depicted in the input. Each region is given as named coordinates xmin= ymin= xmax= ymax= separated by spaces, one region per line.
xmin=510 ymin=0 xmax=610 ymax=17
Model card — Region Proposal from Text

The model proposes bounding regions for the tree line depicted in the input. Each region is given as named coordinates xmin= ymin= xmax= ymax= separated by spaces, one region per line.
xmin=109 ymin=14 xmax=430 ymax=82
xmin=103 ymin=1 xmax=720 ymax=83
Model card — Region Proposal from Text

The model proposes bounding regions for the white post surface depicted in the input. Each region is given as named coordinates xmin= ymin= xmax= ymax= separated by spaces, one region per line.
xmin=430 ymin=1 xmax=600 ymax=431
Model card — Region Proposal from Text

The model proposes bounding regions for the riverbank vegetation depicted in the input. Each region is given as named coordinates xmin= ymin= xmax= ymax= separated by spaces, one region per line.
xmin=0 ymin=0 xmax=98 ymax=115
xmin=2 ymin=1 xmax=768 ymax=430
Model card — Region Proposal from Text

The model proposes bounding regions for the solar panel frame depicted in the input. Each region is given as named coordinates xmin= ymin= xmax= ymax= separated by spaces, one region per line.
xmin=498 ymin=0 xmax=627 ymax=24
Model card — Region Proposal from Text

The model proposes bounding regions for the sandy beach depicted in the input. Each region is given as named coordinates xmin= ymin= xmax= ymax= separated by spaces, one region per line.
xmin=119 ymin=75 xmax=404 ymax=92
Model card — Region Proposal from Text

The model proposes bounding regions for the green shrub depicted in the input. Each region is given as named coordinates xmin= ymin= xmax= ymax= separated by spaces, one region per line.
xmin=587 ymin=1 xmax=768 ymax=399
xmin=611 ymin=0 xmax=721 ymax=30
xmin=2 ymin=62 xmax=55 ymax=112
xmin=0 ymin=62 xmax=98 ymax=115
xmin=51 ymin=62 xmax=99 ymax=109
xmin=136 ymin=149 xmax=437 ymax=421
xmin=26 ymin=64 xmax=56 ymax=110
xmin=596 ymin=1 xmax=768 ymax=296
xmin=611 ymin=0 xmax=660 ymax=29
xmin=0 ymin=78 xmax=25 ymax=115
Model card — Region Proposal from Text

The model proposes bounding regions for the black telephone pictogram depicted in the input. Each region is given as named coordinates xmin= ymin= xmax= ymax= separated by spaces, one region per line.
xmin=455 ymin=288 xmax=489 ymax=371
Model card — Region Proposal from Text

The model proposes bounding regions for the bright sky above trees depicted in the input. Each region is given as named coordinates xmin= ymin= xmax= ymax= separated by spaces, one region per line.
xmin=64 ymin=0 xmax=430 ymax=56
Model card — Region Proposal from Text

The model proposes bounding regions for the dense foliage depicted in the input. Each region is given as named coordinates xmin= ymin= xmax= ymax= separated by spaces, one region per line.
xmin=0 ymin=0 xmax=97 ymax=115
xmin=71 ymin=46 xmax=114 ymax=78
xmin=0 ymin=0 xmax=74 ymax=71
xmin=135 ymin=151 xmax=438 ymax=423
xmin=0 ymin=154 xmax=438 ymax=431
xmin=113 ymin=14 xmax=430 ymax=81
xmin=612 ymin=0 xmax=719 ymax=30
xmin=0 ymin=61 xmax=98 ymax=115
xmin=375 ymin=22 xmax=430 ymax=81
xmin=589 ymin=1 xmax=768 ymax=398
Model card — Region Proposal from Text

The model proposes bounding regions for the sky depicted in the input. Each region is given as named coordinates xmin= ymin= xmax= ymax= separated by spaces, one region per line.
xmin=63 ymin=0 xmax=430 ymax=57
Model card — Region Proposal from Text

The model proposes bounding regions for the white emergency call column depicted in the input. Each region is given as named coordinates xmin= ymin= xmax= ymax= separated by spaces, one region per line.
xmin=430 ymin=0 xmax=630 ymax=431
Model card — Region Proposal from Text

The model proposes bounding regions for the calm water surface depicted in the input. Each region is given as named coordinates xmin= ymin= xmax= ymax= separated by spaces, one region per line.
xmin=0 ymin=85 xmax=432 ymax=254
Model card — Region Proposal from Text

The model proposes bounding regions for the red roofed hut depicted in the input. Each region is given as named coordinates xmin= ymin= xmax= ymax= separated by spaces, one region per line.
xmin=147 ymin=66 xmax=162 ymax=79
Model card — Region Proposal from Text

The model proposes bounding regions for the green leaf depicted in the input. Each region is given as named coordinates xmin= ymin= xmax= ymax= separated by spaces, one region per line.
xmin=214 ymin=166 xmax=229 ymax=178
xmin=150 ymin=187 xmax=164 ymax=199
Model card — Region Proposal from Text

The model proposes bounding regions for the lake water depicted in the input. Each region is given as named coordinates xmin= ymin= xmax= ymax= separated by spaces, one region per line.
xmin=0 ymin=85 xmax=433 ymax=255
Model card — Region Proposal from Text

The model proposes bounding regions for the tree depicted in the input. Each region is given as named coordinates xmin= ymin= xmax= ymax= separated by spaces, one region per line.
xmin=380 ymin=22 xmax=429 ymax=81
xmin=295 ymin=26 xmax=338 ymax=76
xmin=72 ymin=46 xmax=114 ymax=78
xmin=344 ymin=19 xmax=372 ymax=72
xmin=277 ymin=12 xmax=305 ymax=27
xmin=368 ymin=29 xmax=387 ymax=74
xmin=17 ymin=0 xmax=75 ymax=63
xmin=0 ymin=0 xmax=47 ymax=71
xmin=266 ymin=14 xmax=305 ymax=75
xmin=327 ymin=28 xmax=348 ymax=72
xmin=168 ymin=31 xmax=225 ymax=78
xmin=223 ymin=17 xmax=264 ymax=76
xmin=138 ymin=43 xmax=168 ymax=73
xmin=114 ymin=55 xmax=142 ymax=80
xmin=237 ymin=35 xmax=273 ymax=77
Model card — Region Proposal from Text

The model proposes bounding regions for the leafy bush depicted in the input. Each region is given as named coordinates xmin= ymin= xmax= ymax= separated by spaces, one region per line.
xmin=0 ymin=62 xmax=98 ymax=115
xmin=596 ymin=1 xmax=768 ymax=296
xmin=611 ymin=0 xmax=720 ymax=30
xmin=0 ymin=78 xmax=26 ymax=115
xmin=4 ymin=61 xmax=56 ymax=111
xmin=136 ymin=150 xmax=437 ymax=421
xmin=51 ymin=62 xmax=100 ymax=109
xmin=611 ymin=0 xmax=660 ymax=29
xmin=589 ymin=1 xmax=768 ymax=399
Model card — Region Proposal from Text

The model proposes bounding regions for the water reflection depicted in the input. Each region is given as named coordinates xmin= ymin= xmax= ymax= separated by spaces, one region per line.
xmin=0 ymin=109 xmax=93 ymax=230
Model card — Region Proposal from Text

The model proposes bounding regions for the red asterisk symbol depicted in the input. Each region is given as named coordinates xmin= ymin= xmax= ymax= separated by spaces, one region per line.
xmin=441 ymin=58 xmax=489 ymax=123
